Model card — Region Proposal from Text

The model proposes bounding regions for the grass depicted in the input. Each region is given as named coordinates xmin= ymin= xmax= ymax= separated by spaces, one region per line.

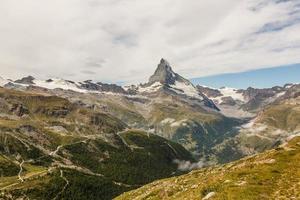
xmin=257 ymin=102 xmax=300 ymax=132
xmin=0 ymin=130 xmax=194 ymax=200
xmin=116 ymin=136 xmax=300 ymax=200
xmin=0 ymin=155 xmax=19 ymax=177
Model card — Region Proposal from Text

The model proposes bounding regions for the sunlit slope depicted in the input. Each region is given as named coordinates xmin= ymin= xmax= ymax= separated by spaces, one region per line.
xmin=116 ymin=137 xmax=300 ymax=200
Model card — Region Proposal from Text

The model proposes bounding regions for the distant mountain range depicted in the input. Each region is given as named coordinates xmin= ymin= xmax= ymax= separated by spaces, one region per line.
xmin=0 ymin=59 xmax=299 ymax=199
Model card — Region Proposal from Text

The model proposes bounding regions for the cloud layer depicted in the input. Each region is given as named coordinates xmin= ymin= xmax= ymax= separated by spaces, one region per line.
xmin=0 ymin=0 xmax=299 ymax=83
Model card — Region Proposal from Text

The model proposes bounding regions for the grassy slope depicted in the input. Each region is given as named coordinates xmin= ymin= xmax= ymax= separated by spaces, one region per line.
xmin=0 ymin=155 xmax=19 ymax=177
xmin=256 ymin=99 xmax=300 ymax=132
xmin=211 ymin=97 xmax=300 ymax=164
xmin=116 ymin=137 xmax=300 ymax=200
xmin=149 ymin=102 xmax=240 ymax=158
xmin=0 ymin=130 xmax=194 ymax=200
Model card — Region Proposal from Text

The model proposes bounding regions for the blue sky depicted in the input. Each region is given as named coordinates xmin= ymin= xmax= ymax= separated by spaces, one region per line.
xmin=191 ymin=63 xmax=300 ymax=89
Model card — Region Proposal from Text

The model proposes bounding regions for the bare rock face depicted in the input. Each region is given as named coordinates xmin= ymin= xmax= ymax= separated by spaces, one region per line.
xmin=196 ymin=85 xmax=222 ymax=98
xmin=96 ymin=82 xmax=127 ymax=94
xmin=149 ymin=59 xmax=177 ymax=85
xmin=220 ymin=96 xmax=236 ymax=106
xmin=15 ymin=76 xmax=35 ymax=85
xmin=10 ymin=104 xmax=29 ymax=117
xmin=79 ymin=80 xmax=127 ymax=94
xmin=148 ymin=58 xmax=190 ymax=85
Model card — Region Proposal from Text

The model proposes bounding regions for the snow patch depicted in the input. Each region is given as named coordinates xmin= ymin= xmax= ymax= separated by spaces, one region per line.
xmin=33 ymin=79 xmax=86 ymax=93
xmin=219 ymin=87 xmax=245 ymax=102
xmin=138 ymin=82 xmax=162 ymax=93
xmin=170 ymin=81 xmax=203 ymax=100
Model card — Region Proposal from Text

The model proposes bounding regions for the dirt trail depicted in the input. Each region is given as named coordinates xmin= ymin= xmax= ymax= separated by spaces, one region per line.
xmin=117 ymin=130 xmax=134 ymax=151
xmin=53 ymin=170 xmax=69 ymax=200
xmin=49 ymin=145 xmax=62 ymax=157
xmin=18 ymin=160 xmax=24 ymax=182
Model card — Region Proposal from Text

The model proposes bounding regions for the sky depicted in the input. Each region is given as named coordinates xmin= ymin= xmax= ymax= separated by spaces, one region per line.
xmin=191 ymin=63 xmax=300 ymax=89
xmin=0 ymin=0 xmax=300 ymax=85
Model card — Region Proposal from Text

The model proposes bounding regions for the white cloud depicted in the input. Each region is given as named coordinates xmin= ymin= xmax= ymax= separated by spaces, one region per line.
xmin=0 ymin=0 xmax=299 ymax=84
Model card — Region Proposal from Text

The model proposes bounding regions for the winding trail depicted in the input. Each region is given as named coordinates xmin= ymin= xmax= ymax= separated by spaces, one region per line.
xmin=49 ymin=145 xmax=62 ymax=157
xmin=117 ymin=130 xmax=134 ymax=151
xmin=1 ymin=134 xmax=138 ymax=193
xmin=53 ymin=170 xmax=69 ymax=200
xmin=18 ymin=160 xmax=24 ymax=182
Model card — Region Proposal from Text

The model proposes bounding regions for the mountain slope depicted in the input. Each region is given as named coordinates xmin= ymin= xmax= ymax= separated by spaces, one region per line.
xmin=0 ymin=87 xmax=194 ymax=200
xmin=0 ymin=59 xmax=242 ymax=163
xmin=197 ymin=84 xmax=299 ymax=118
xmin=210 ymin=88 xmax=300 ymax=164
xmin=116 ymin=136 xmax=300 ymax=200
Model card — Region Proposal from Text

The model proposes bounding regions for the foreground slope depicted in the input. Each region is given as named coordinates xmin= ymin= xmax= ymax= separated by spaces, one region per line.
xmin=0 ymin=87 xmax=194 ymax=200
xmin=116 ymin=136 xmax=300 ymax=200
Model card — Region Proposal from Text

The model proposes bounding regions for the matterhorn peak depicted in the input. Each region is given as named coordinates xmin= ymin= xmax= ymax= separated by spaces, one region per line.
xmin=148 ymin=58 xmax=191 ymax=86
xmin=148 ymin=58 xmax=178 ymax=85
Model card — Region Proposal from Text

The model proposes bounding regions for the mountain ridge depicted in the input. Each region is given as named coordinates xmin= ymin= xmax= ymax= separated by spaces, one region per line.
xmin=0 ymin=59 xmax=299 ymax=199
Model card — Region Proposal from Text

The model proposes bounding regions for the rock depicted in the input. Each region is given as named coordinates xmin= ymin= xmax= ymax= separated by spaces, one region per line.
xmin=196 ymin=85 xmax=222 ymax=98
xmin=79 ymin=80 xmax=127 ymax=94
xmin=10 ymin=104 xmax=29 ymax=117
xmin=15 ymin=76 xmax=35 ymax=85
xmin=220 ymin=96 xmax=237 ymax=106
xmin=148 ymin=58 xmax=190 ymax=85
xmin=202 ymin=192 xmax=216 ymax=200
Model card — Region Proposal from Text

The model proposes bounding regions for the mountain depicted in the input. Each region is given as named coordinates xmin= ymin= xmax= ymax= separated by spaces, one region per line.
xmin=197 ymin=83 xmax=299 ymax=118
xmin=1 ymin=60 xmax=298 ymax=164
xmin=116 ymin=136 xmax=300 ymax=200
xmin=1 ymin=58 xmax=299 ymax=199
xmin=148 ymin=58 xmax=191 ymax=85
xmin=209 ymin=84 xmax=300 ymax=163
xmin=139 ymin=58 xmax=219 ymax=111
xmin=15 ymin=75 xmax=35 ymax=85
xmin=0 ymin=59 xmax=240 ymax=162
xmin=0 ymin=87 xmax=194 ymax=200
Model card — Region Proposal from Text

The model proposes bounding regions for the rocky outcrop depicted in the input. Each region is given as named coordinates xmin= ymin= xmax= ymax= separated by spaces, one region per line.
xmin=196 ymin=85 xmax=222 ymax=98
xmin=80 ymin=80 xmax=127 ymax=94
xmin=15 ymin=76 xmax=35 ymax=85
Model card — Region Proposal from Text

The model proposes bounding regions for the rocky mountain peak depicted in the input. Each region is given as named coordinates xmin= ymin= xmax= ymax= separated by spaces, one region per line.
xmin=15 ymin=76 xmax=35 ymax=85
xmin=148 ymin=58 xmax=189 ymax=85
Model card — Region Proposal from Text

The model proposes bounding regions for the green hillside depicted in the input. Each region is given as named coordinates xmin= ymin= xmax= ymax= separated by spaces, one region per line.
xmin=0 ymin=88 xmax=194 ymax=200
xmin=116 ymin=136 xmax=300 ymax=200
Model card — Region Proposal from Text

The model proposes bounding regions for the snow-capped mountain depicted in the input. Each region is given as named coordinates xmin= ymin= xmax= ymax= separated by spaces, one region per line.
xmin=136 ymin=58 xmax=218 ymax=110
xmin=197 ymin=83 xmax=300 ymax=118
xmin=1 ymin=58 xmax=299 ymax=118
xmin=0 ymin=59 xmax=214 ymax=106
xmin=2 ymin=75 xmax=127 ymax=95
